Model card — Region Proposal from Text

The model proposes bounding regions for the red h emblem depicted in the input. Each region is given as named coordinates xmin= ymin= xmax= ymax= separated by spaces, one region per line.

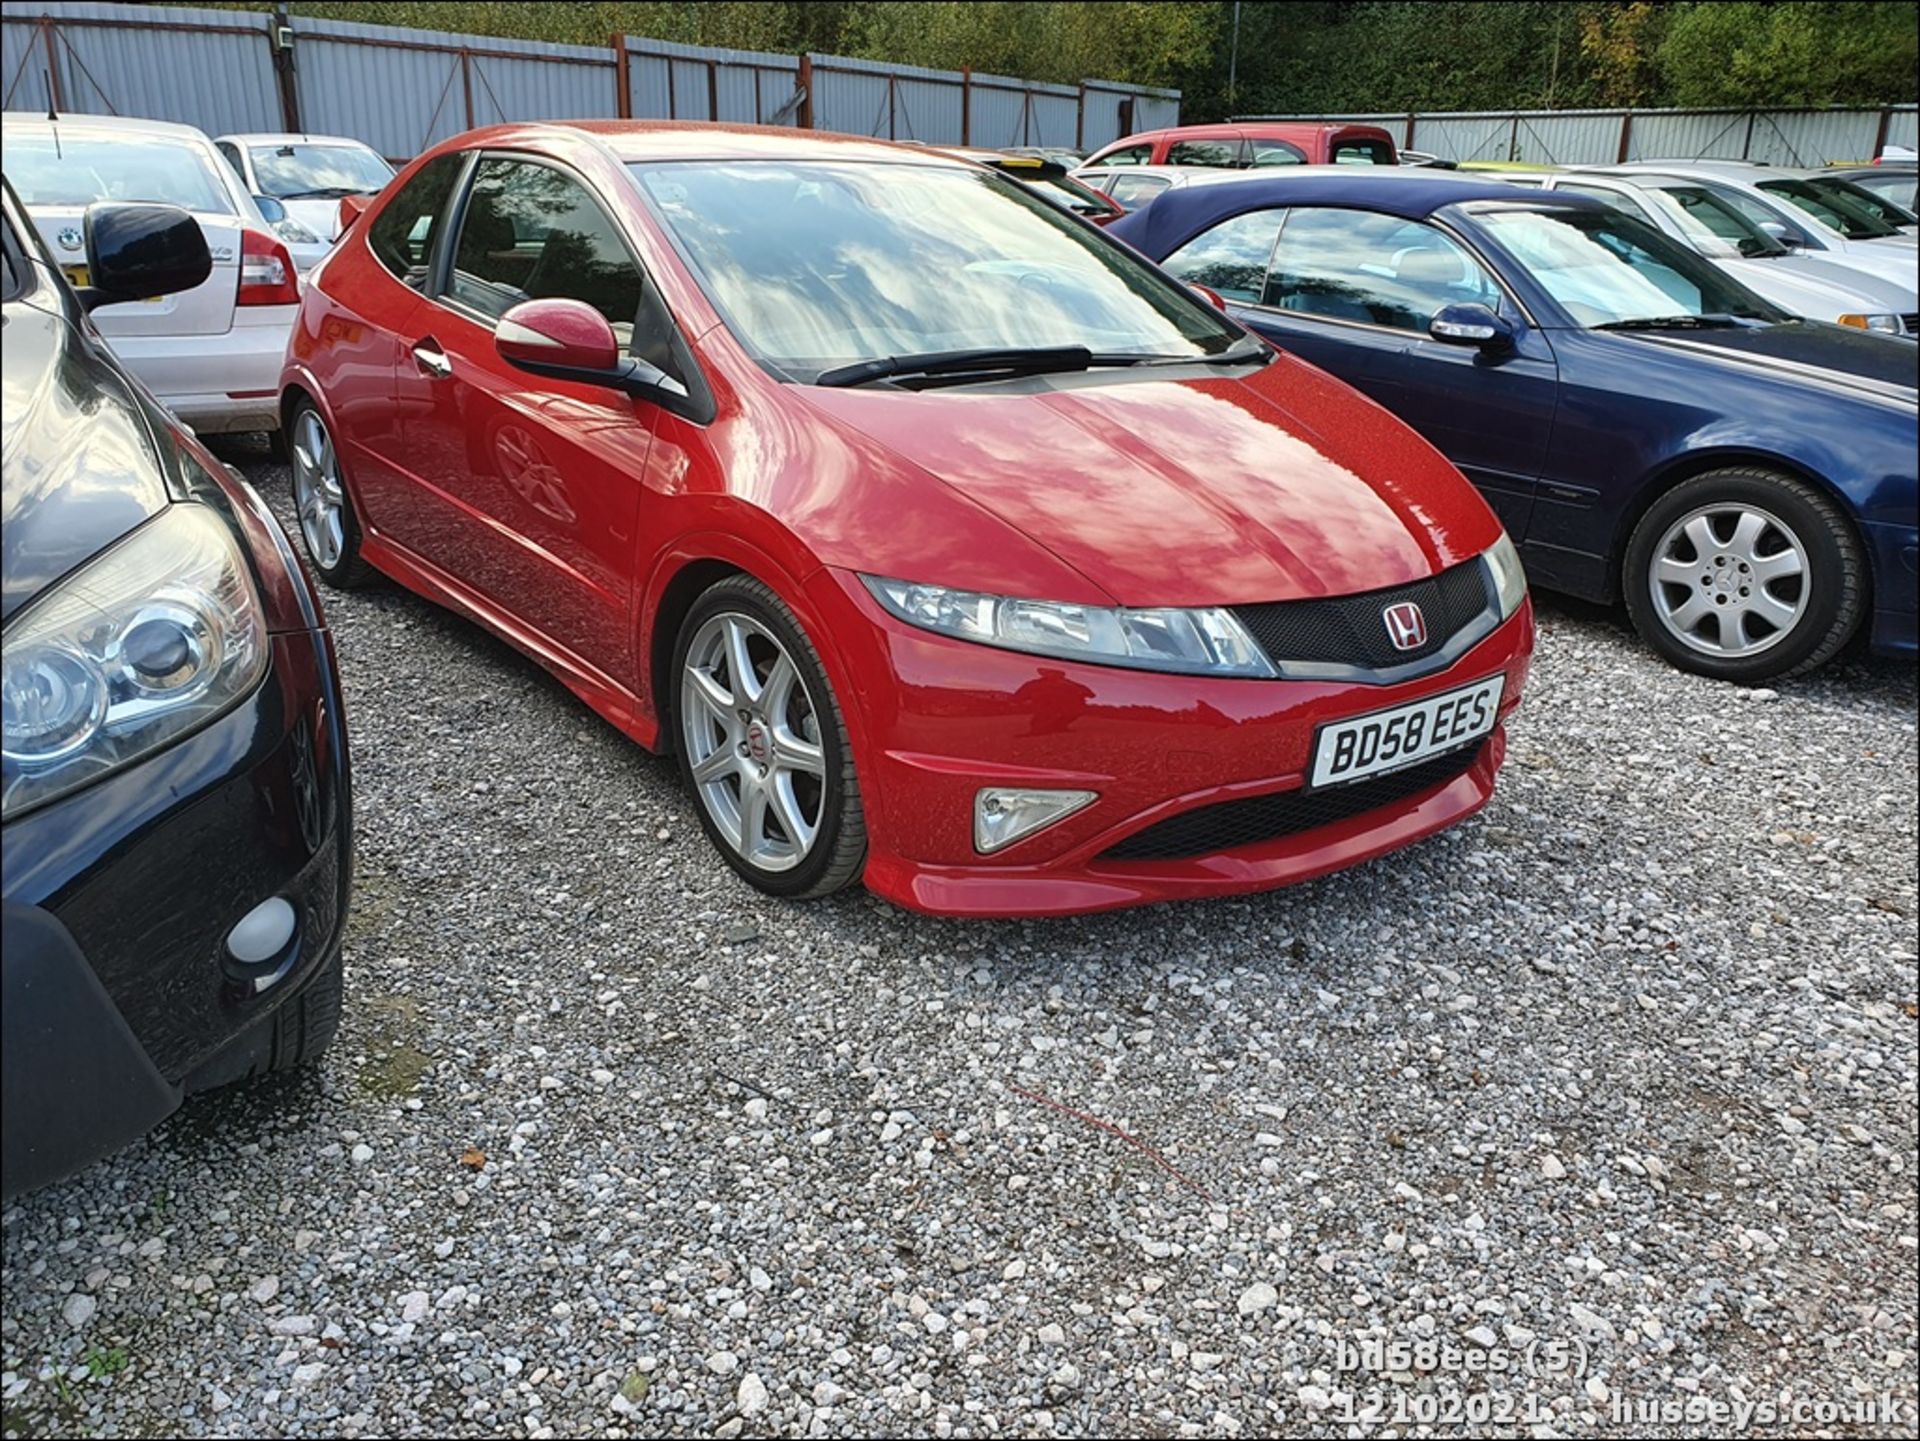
xmin=1383 ymin=601 xmax=1428 ymax=651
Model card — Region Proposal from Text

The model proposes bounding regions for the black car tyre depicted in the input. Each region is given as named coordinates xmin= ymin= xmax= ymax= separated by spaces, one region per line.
xmin=672 ymin=575 xmax=867 ymax=899
xmin=288 ymin=400 xmax=375 ymax=588
xmin=1623 ymin=468 xmax=1864 ymax=683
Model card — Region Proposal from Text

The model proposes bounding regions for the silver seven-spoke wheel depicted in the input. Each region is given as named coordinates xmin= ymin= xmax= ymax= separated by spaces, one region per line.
xmin=290 ymin=407 xmax=346 ymax=572
xmin=1648 ymin=502 xmax=1808 ymax=659
xmin=680 ymin=611 xmax=828 ymax=872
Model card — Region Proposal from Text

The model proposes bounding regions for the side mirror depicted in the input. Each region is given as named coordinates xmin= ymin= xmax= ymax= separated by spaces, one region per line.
xmin=1189 ymin=283 xmax=1229 ymax=311
xmin=495 ymin=298 xmax=689 ymax=403
xmin=1758 ymin=220 xmax=1802 ymax=248
xmin=1429 ymin=302 xmax=1515 ymax=351
xmin=337 ymin=193 xmax=372 ymax=234
xmin=79 ymin=203 xmax=211 ymax=312
xmin=252 ymin=195 xmax=288 ymax=224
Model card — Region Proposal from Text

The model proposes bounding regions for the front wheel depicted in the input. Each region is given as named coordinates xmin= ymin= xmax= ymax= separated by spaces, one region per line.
xmin=672 ymin=576 xmax=867 ymax=899
xmin=288 ymin=401 xmax=375 ymax=589
xmin=1622 ymin=469 xmax=1865 ymax=683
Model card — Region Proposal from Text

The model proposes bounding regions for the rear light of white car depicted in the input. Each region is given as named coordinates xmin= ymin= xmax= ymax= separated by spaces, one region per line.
xmin=238 ymin=229 xmax=299 ymax=307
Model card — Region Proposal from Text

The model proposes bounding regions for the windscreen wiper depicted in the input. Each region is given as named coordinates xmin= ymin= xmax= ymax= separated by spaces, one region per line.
xmin=1592 ymin=313 xmax=1750 ymax=331
xmin=278 ymin=187 xmax=362 ymax=200
xmin=814 ymin=341 xmax=1268 ymax=388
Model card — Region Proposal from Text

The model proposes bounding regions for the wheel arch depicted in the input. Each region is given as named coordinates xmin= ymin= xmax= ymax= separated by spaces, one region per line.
xmin=1610 ymin=447 xmax=1863 ymax=603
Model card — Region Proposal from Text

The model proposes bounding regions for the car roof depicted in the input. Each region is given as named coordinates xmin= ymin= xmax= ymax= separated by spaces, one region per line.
xmin=497 ymin=120 xmax=975 ymax=168
xmin=1111 ymin=167 xmax=1602 ymax=255
xmin=2 ymin=111 xmax=214 ymax=144
xmin=217 ymin=131 xmax=374 ymax=148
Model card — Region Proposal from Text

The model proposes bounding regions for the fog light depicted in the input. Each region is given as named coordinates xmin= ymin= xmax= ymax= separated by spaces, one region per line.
xmin=227 ymin=896 xmax=297 ymax=965
xmin=975 ymin=787 xmax=1097 ymax=854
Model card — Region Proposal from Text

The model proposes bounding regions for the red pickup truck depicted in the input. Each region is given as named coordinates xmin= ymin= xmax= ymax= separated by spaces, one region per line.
xmin=1083 ymin=121 xmax=1399 ymax=170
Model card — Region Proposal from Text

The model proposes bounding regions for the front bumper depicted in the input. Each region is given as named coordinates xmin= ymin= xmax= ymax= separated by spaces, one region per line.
xmin=1864 ymin=520 xmax=1918 ymax=657
xmin=1 ymin=626 xmax=351 ymax=1198
xmin=807 ymin=570 xmax=1534 ymax=917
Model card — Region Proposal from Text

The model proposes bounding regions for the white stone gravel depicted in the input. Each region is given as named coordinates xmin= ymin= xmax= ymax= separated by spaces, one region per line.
xmin=2 ymin=442 xmax=1915 ymax=1438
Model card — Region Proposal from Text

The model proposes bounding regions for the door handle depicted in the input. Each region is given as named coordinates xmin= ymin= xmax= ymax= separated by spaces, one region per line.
xmin=411 ymin=339 xmax=452 ymax=379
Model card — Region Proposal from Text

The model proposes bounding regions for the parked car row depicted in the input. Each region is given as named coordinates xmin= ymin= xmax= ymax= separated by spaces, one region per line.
xmin=1 ymin=116 xmax=1914 ymax=1203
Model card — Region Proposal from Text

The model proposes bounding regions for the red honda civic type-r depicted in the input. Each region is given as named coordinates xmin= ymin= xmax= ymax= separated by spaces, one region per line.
xmin=279 ymin=122 xmax=1534 ymax=917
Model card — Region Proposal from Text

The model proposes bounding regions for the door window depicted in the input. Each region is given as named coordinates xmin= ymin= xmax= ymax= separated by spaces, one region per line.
xmin=368 ymin=153 xmax=464 ymax=290
xmin=1167 ymin=138 xmax=1242 ymax=168
xmin=445 ymin=158 xmax=643 ymax=343
xmin=1161 ymin=209 xmax=1287 ymax=303
xmin=1268 ymin=209 xmax=1503 ymax=330
xmin=1095 ymin=144 xmax=1153 ymax=167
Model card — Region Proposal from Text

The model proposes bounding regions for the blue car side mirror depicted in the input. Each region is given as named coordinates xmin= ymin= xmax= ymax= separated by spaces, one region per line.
xmin=1430 ymin=303 xmax=1515 ymax=351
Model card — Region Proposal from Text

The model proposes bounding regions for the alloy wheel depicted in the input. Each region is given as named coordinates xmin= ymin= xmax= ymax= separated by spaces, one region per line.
xmin=1648 ymin=502 xmax=1808 ymax=659
xmin=679 ymin=611 xmax=828 ymax=872
xmin=290 ymin=408 xmax=346 ymax=571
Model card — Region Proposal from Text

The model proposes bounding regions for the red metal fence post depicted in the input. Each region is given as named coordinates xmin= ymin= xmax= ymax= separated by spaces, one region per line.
xmin=41 ymin=17 xmax=66 ymax=111
xmin=960 ymin=66 xmax=970 ymax=145
xmin=612 ymin=33 xmax=630 ymax=118
xmin=798 ymin=53 xmax=813 ymax=129
xmin=460 ymin=48 xmax=473 ymax=127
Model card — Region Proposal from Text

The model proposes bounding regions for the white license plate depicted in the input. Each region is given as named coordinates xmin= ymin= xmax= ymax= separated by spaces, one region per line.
xmin=1308 ymin=674 xmax=1505 ymax=790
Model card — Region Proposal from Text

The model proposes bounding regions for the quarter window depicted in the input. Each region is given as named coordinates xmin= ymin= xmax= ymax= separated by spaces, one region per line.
xmin=1108 ymin=173 xmax=1174 ymax=208
xmin=1096 ymin=144 xmax=1153 ymax=167
xmin=1268 ymin=209 xmax=1502 ymax=331
xmin=446 ymin=158 xmax=643 ymax=338
xmin=1167 ymin=138 xmax=1242 ymax=168
xmin=1247 ymin=138 xmax=1306 ymax=168
xmin=1554 ymin=182 xmax=1658 ymax=227
xmin=1161 ymin=209 xmax=1287 ymax=304
xmin=368 ymin=153 xmax=463 ymax=290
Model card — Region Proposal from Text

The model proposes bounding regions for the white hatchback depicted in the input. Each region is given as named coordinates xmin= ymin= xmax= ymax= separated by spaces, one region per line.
xmin=214 ymin=131 xmax=393 ymax=258
xmin=2 ymin=112 xmax=300 ymax=437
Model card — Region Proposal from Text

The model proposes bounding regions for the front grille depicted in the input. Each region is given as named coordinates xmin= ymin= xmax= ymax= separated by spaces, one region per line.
xmin=1102 ymin=742 xmax=1485 ymax=862
xmin=1902 ymin=312 xmax=1919 ymax=335
xmin=1232 ymin=560 xmax=1493 ymax=672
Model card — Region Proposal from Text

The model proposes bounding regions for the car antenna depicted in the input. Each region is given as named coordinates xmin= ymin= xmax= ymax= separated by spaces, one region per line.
xmin=45 ymin=70 xmax=61 ymax=156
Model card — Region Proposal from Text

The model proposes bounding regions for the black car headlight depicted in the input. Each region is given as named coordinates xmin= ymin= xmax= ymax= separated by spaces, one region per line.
xmin=2 ymin=504 xmax=267 ymax=820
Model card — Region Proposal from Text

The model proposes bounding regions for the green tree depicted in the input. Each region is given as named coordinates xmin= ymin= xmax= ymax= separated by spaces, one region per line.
xmin=1656 ymin=1 xmax=1918 ymax=108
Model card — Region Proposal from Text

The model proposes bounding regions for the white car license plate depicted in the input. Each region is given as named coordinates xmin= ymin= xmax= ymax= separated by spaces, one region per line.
xmin=1308 ymin=674 xmax=1505 ymax=790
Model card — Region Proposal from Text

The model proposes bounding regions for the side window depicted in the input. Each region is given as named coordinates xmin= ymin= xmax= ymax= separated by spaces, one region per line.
xmin=1108 ymin=173 xmax=1173 ymax=208
xmin=1331 ymin=138 xmax=1396 ymax=165
xmin=1248 ymin=138 xmax=1306 ymax=168
xmin=216 ymin=141 xmax=246 ymax=182
xmin=445 ymin=157 xmax=643 ymax=344
xmin=368 ymin=153 xmax=464 ymax=290
xmin=1167 ymin=138 xmax=1241 ymax=168
xmin=1161 ymin=208 xmax=1287 ymax=304
xmin=1096 ymin=144 xmax=1153 ymax=167
xmin=1555 ymin=182 xmax=1657 ymax=226
xmin=1268 ymin=209 xmax=1502 ymax=332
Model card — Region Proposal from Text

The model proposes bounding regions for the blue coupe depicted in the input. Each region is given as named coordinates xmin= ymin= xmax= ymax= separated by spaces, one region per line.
xmin=1111 ymin=172 xmax=1918 ymax=681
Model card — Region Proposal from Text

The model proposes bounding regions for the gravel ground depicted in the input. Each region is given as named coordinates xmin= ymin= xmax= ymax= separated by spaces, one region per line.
xmin=3 ymin=440 xmax=1916 ymax=1440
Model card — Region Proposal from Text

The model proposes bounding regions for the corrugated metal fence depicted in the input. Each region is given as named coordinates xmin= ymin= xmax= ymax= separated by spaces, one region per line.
xmin=1241 ymin=106 xmax=1919 ymax=167
xmin=2 ymin=1 xmax=1178 ymax=160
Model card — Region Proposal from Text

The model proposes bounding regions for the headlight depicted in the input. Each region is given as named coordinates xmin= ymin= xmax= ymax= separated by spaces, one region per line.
xmin=861 ymin=576 xmax=1277 ymax=678
xmin=274 ymin=217 xmax=321 ymax=246
xmin=1837 ymin=312 xmax=1902 ymax=334
xmin=2 ymin=505 xmax=267 ymax=819
xmin=1483 ymin=531 xmax=1528 ymax=621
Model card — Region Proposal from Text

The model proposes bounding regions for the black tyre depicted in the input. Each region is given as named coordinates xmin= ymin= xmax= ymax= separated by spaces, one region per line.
xmin=288 ymin=400 xmax=375 ymax=589
xmin=1622 ymin=468 xmax=1865 ymax=683
xmin=671 ymin=575 xmax=867 ymax=899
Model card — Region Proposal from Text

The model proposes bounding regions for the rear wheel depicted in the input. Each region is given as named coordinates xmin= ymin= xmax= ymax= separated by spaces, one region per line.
xmin=288 ymin=401 xmax=374 ymax=589
xmin=672 ymin=576 xmax=866 ymax=899
xmin=1623 ymin=468 xmax=1864 ymax=683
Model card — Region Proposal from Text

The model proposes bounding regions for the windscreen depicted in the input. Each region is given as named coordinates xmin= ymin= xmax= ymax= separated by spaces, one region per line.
xmin=1475 ymin=206 xmax=1781 ymax=326
xmin=250 ymin=143 xmax=394 ymax=199
xmin=1755 ymin=177 xmax=1900 ymax=239
xmin=630 ymin=160 xmax=1242 ymax=380
xmin=4 ymin=131 xmax=234 ymax=213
